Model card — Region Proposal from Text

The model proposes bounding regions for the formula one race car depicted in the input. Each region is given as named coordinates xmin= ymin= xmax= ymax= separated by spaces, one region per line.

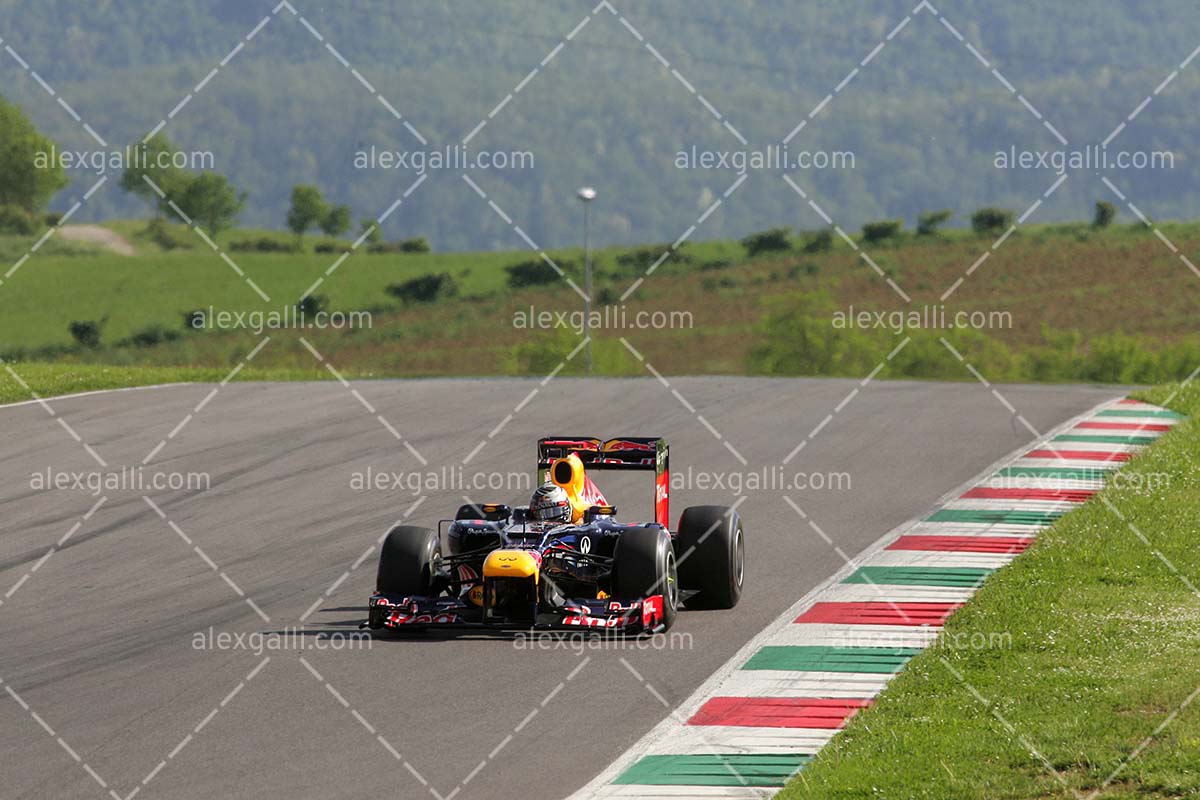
xmin=364 ymin=437 xmax=744 ymax=635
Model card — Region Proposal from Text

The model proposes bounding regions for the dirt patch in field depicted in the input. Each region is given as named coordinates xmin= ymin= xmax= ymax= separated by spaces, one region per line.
xmin=58 ymin=225 xmax=135 ymax=255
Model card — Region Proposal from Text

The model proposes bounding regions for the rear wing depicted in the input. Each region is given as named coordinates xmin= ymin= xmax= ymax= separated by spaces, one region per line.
xmin=537 ymin=437 xmax=669 ymax=528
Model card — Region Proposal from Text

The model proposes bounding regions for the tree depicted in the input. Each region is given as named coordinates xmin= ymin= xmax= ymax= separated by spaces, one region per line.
xmin=175 ymin=172 xmax=245 ymax=235
xmin=119 ymin=133 xmax=188 ymax=217
xmin=1093 ymin=200 xmax=1117 ymax=229
xmin=287 ymin=184 xmax=326 ymax=242
xmin=970 ymin=207 xmax=1015 ymax=236
xmin=917 ymin=209 xmax=953 ymax=236
xmin=861 ymin=219 xmax=903 ymax=244
xmin=741 ymin=227 xmax=792 ymax=257
xmin=1 ymin=94 xmax=67 ymax=212
xmin=320 ymin=203 xmax=352 ymax=237
xmin=359 ymin=218 xmax=382 ymax=244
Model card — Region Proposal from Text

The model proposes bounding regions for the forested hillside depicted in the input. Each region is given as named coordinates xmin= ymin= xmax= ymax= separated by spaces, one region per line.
xmin=2 ymin=0 xmax=1198 ymax=249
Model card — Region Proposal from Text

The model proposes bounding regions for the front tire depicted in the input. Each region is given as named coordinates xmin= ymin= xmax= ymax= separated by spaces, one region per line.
xmin=675 ymin=506 xmax=744 ymax=609
xmin=612 ymin=527 xmax=678 ymax=631
xmin=376 ymin=525 xmax=440 ymax=597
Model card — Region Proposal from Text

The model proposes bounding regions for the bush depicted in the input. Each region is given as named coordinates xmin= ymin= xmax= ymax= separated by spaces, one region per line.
xmin=144 ymin=218 xmax=195 ymax=250
xmin=506 ymin=259 xmax=564 ymax=289
xmin=399 ymin=236 xmax=431 ymax=253
xmin=701 ymin=275 xmax=739 ymax=292
xmin=296 ymin=294 xmax=328 ymax=317
xmin=802 ymin=228 xmax=834 ymax=253
xmin=1093 ymin=200 xmax=1117 ymax=229
xmin=68 ymin=320 xmax=105 ymax=349
xmin=970 ymin=207 xmax=1015 ymax=235
xmin=861 ymin=219 xmax=903 ymax=244
xmin=314 ymin=241 xmax=351 ymax=254
xmin=698 ymin=259 xmax=732 ymax=271
xmin=0 ymin=205 xmax=36 ymax=235
xmin=122 ymin=324 xmax=181 ymax=348
xmin=616 ymin=244 xmax=691 ymax=272
xmin=182 ymin=309 xmax=206 ymax=331
xmin=229 ymin=237 xmax=298 ymax=253
xmin=741 ymin=227 xmax=792 ymax=257
xmin=366 ymin=239 xmax=431 ymax=254
xmin=385 ymin=272 xmax=458 ymax=304
xmin=43 ymin=212 xmax=63 ymax=228
xmin=917 ymin=209 xmax=953 ymax=236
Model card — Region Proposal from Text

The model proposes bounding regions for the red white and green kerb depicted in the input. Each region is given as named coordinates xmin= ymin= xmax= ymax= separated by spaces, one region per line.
xmin=574 ymin=398 xmax=1181 ymax=798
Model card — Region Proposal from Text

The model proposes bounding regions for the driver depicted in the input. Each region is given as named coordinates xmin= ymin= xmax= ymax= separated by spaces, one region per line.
xmin=529 ymin=482 xmax=572 ymax=524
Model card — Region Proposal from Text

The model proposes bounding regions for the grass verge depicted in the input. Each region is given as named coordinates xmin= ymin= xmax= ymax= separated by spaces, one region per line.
xmin=778 ymin=383 xmax=1200 ymax=799
xmin=0 ymin=362 xmax=331 ymax=406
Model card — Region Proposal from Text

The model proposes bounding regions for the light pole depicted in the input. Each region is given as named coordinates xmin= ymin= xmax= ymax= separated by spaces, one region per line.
xmin=577 ymin=186 xmax=596 ymax=373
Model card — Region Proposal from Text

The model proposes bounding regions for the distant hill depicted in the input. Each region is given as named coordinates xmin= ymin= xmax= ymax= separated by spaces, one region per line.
xmin=3 ymin=0 xmax=1198 ymax=249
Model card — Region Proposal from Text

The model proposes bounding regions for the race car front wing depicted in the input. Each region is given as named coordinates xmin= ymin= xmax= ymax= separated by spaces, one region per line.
xmin=363 ymin=592 xmax=667 ymax=634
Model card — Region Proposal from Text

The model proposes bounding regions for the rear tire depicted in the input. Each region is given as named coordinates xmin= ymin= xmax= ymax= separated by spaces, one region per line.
xmin=376 ymin=525 xmax=440 ymax=597
xmin=675 ymin=506 xmax=744 ymax=609
xmin=612 ymin=527 xmax=678 ymax=631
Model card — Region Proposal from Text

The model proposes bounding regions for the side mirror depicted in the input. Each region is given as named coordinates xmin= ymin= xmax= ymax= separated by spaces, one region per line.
xmin=584 ymin=504 xmax=617 ymax=523
xmin=455 ymin=503 xmax=511 ymax=522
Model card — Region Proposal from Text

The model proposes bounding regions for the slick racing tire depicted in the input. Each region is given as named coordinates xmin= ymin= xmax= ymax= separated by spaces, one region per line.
xmin=612 ymin=527 xmax=678 ymax=631
xmin=377 ymin=525 xmax=441 ymax=597
xmin=675 ymin=506 xmax=744 ymax=610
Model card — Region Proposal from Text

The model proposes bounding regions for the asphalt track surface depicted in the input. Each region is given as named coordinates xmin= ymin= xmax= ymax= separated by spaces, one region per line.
xmin=0 ymin=378 xmax=1124 ymax=800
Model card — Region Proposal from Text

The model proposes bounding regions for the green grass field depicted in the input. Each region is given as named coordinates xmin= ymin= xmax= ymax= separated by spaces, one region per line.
xmin=1 ymin=218 xmax=1199 ymax=383
xmin=779 ymin=382 xmax=1200 ymax=799
xmin=0 ymin=362 xmax=330 ymax=406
